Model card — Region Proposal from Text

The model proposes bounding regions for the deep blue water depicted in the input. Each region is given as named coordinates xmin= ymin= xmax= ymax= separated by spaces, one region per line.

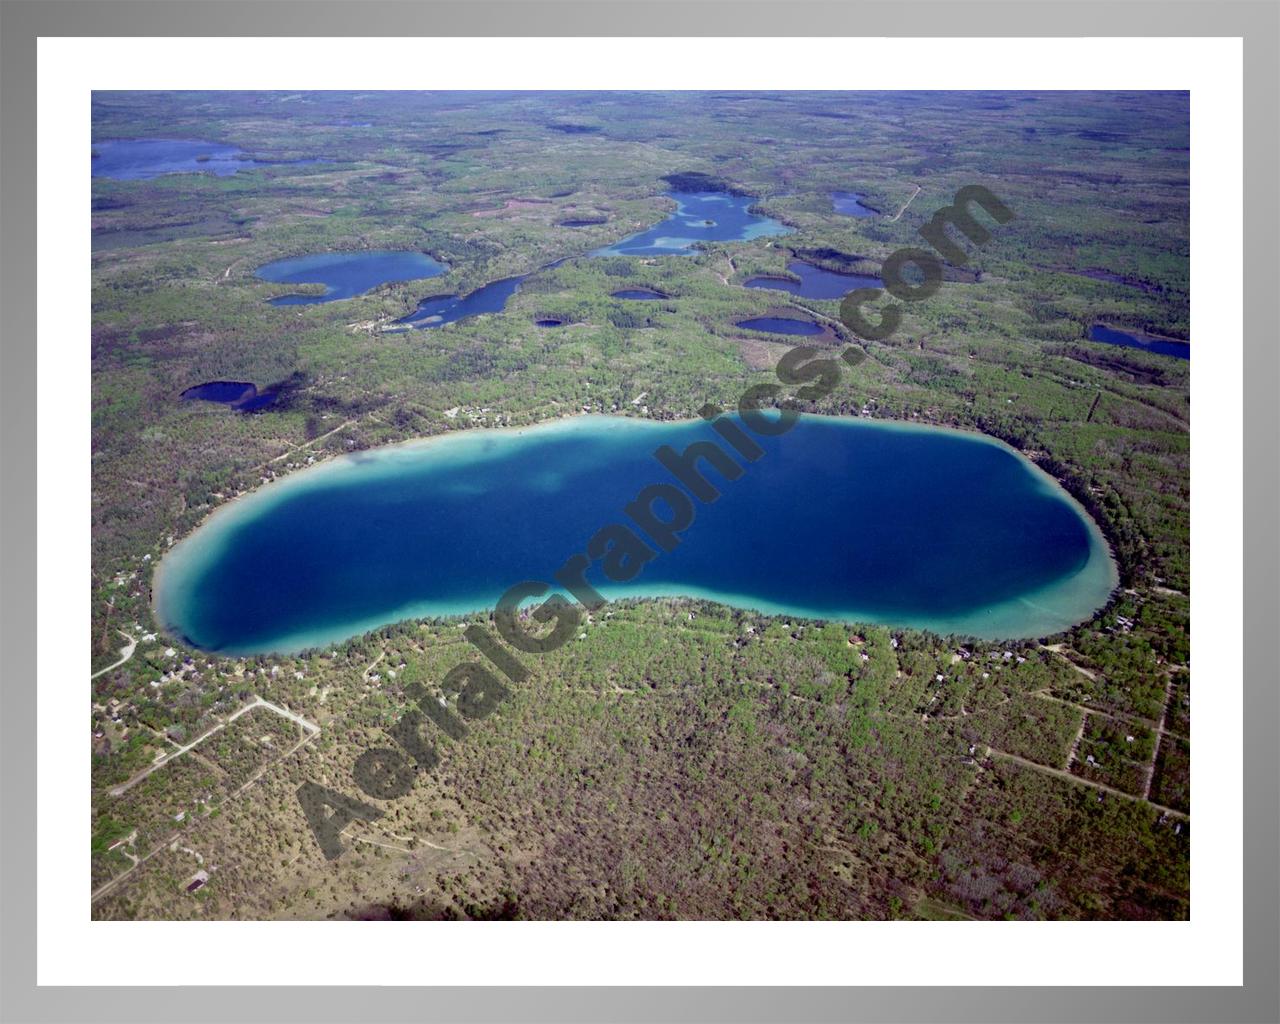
xmin=1088 ymin=324 xmax=1190 ymax=360
xmin=237 ymin=391 xmax=282 ymax=412
xmin=744 ymin=260 xmax=882 ymax=300
xmin=736 ymin=316 xmax=826 ymax=336
xmin=594 ymin=191 xmax=789 ymax=256
xmin=256 ymin=251 xmax=446 ymax=305
xmin=92 ymin=139 xmax=324 ymax=180
xmin=180 ymin=381 xmax=278 ymax=411
xmin=181 ymin=381 xmax=256 ymax=404
xmin=397 ymin=275 xmax=527 ymax=329
xmin=832 ymin=191 xmax=878 ymax=217
xmin=154 ymin=415 xmax=1116 ymax=654
xmin=612 ymin=289 xmax=668 ymax=300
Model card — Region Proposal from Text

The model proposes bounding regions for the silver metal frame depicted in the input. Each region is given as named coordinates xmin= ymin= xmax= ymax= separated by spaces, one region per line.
xmin=2 ymin=2 xmax=1275 ymax=1020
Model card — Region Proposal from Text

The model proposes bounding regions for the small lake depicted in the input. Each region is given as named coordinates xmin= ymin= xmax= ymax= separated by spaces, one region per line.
xmin=744 ymin=259 xmax=882 ymax=300
xmin=832 ymin=191 xmax=879 ymax=217
xmin=1088 ymin=324 xmax=1189 ymax=360
xmin=92 ymin=138 xmax=323 ymax=180
xmin=396 ymin=275 xmax=527 ymax=329
xmin=736 ymin=316 xmax=827 ymax=336
xmin=153 ymin=414 xmax=1116 ymax=654
xmin=180 ymin=381 xmax=278 ymax=411
xmin=594 ymin=191 xmax=790 ymax=256
xmin=255 ymin=251 xmax=446 ymax=306
xmin=612 ymin=288 xmax=668 ymax=300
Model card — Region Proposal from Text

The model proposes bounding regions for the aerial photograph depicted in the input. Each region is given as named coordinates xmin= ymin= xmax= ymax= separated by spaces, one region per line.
xmin=89 ymin=90 xmax=1190 ymax=922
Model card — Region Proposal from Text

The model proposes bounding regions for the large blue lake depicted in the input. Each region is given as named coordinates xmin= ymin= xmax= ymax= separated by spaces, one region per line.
xmin=595 ymin=191 xmax=790 ymax=256
xmin=745 ymin=259 xmax=882 ymax=300
xmin=154 ymin=414 xmax=1116 ymax=654
xmin=255 ymin=251 xmax=446 ymax=305
xmin=92 ymin=138 xmax=323 ymax=180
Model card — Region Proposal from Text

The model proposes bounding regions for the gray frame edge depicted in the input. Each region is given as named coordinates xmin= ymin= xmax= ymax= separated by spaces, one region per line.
xmin=0 ymin=2 xmax=1275 ymax=1022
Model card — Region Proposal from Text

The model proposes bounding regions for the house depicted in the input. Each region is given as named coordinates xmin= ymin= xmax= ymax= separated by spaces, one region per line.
xmin=186 ymin=869 xmax=209 ymax=894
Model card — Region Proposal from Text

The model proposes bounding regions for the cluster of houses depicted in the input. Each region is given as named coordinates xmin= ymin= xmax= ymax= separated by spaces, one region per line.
xmin=442 ymin=404 xmax=512 ymax=425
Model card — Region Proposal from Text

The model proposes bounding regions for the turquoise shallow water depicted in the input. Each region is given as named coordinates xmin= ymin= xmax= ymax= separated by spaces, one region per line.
xmin=154 ymin=414 xmax=1117 ymax=655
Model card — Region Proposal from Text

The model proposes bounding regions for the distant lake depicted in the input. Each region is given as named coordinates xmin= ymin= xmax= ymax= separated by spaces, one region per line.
xmin=255 ymin=251 xmax=446 ymax=306
xmin=744 ymin=259 xmax=882 ymax=300
xmin=1088 ymin=324 xmax=1190 ymax=360
xmin=391 ymin=190 xmax=782 ymax=330
xmin=612 ymin=288 xmax=668 ymax=300
xmin=396 ymin=275 xmax=527 ymax=329
xmin=832 ymin=191 xmax=879 ymax=217
xmin=153 ymin=414 xmax=1116 ymax=654
xmin=91 ymin=138 xmax=324 ymax=180
xmin=736 ymin=316 xmax=826 ymax=336
xmin=594 ymin=191 xmax=790 ymax=256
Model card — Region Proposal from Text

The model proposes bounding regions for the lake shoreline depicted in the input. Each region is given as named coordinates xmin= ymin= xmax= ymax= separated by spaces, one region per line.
xmin=152 ymin=410 xmax=1119 ymax=655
